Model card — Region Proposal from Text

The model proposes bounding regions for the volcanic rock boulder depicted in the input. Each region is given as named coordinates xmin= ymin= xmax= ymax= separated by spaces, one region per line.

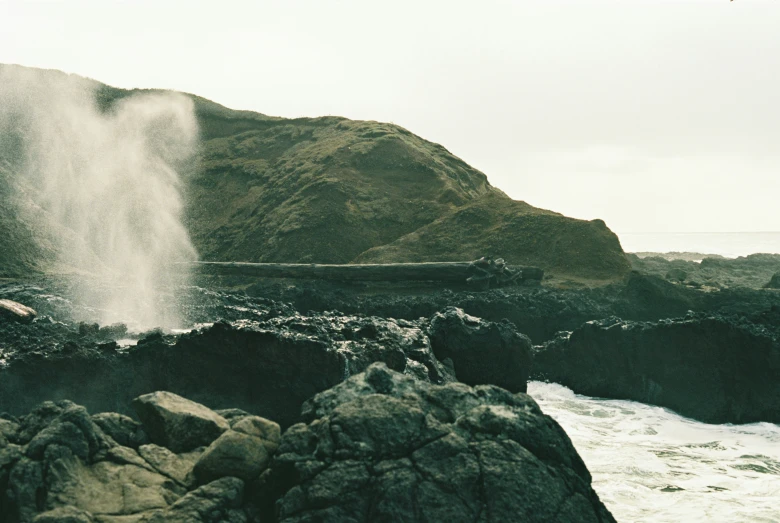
xmin=139 ymin=477 xmax=247 ymax=523
xmin=132 ymin=392 xmax=230 ymax=453
xmin=532 ymin=315 xmax=780 ymax=424
xmin=272 ymin=362 xmax=615 ymax=523
xmin=138 ymin=444 xmax=202 ymax=487
xmin=0 ymin=399 xmax=186 ymax=522
xmin=0 ymin=393 xmax=285 ymax=522
xmin=91 ymin=412 xmax=149 ymax=450
xmin=429 ymin=307 xmax=532 ymax=393
xmin=192 ymin=416 xmax=280 ymax=484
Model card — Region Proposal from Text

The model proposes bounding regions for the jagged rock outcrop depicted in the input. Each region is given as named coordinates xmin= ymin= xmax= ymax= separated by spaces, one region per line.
xmin=140 ymin=476 xmax=247 ymax=523
xmin=272 ymin=363 xmax=615 ymax=523
xmin=0 ymin=392 xmax=281 ymax=522
xmin=631 ymin=252 xmax=780 ymax=291
xmin=192 ymin=416 xmax=280 ymax=484
xmin=2 ymin=376 xmax=615 ymax=522
xmin=133 ymin=392 xmax=230 ymax=453
xmin=532 ymin=315 xmax=780 ymax=424
xmin=90 ymin=413 xmax=149 ymax=450
xmin=428 ymin=306 xmax=532 ymax=393
xmin=0 ymin=312 xmax=454 ymax=429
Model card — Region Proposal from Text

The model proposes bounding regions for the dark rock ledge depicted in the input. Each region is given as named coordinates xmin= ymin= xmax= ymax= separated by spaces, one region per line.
xmin=0 ymin=364 xmax=614 ymax=523
xmin=0 ymin=308 xmax=530 ymax=430
xmin=532 ymin=314 xmax=780 ymax=424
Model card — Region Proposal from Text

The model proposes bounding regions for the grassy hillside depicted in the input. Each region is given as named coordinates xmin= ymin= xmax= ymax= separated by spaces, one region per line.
xmin=353 ymin=192 xmax=631 ymax=280
xmin=1 ymin=66 xmax=631 ymax=281
xmin=187 ymin=115 xmax=495 ymax=264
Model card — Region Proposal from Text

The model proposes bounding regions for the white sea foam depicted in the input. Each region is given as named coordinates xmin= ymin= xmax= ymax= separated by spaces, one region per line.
xmin=529 ymin=381 xmax=780 ymax=523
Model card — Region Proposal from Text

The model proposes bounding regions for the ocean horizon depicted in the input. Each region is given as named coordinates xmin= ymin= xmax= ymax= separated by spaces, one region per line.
xmin=617 ymin=232 xmax=780 ymax=259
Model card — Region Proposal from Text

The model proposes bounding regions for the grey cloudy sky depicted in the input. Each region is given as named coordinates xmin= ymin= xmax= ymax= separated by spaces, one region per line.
xmin=2 ymin=0 xmax=779 ymax=233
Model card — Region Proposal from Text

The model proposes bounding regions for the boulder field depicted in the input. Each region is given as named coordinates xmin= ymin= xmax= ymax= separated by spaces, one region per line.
xmin=0 ymin=364 xmax=614 ymax=523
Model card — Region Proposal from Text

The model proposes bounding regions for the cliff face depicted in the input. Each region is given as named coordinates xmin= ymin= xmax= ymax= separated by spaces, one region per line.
xmin=1 ymin=66 xmax=630 ymax=281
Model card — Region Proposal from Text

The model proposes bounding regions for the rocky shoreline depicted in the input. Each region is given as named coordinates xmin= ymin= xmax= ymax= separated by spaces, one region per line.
xmin=2 ymin=268 xmax=780 ymax=521
xmin=0 ymin=363 xmax=613 ymax=522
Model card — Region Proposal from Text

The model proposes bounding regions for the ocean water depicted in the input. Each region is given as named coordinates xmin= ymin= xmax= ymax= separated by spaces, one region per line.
xmin=617 ymin=232 xmax=780 ymax=258
xmin=530 ymin=382 xmax=780 ymax=523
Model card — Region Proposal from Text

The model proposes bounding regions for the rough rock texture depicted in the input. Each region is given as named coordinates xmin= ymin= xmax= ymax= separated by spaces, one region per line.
xmin=0 ymin=299 xmax=37 ymax=324
xmin=0 ymin=312 xmax=454 ymax=429
xmin=32 ymin=506 xmax=95 ymax=522
xmin=428 ymin=307 xmax=532 ymax=393
xmin=138 ymin=444 xmax=202 ymax=488
xmin=272 ymin=363 xmax=615 ymax=523
xmin=91 ymin=413 xmax=149 ymax=450
xmin=532 ymin=315 xmax=780 ymax=424
xmin=193 ymin=433 xmax=266 ymax=485
xmin=139 ymin=477 xmax=247 ymax=523
xmin=132 ymin=392 xmax=230 ymax=453
xmin=631 ymin=252 xmax=780 ymax=291
xmin=0 ymin=399 xmax=185 ymax=522
xmin=0 ymin=393 xmax=283 ymax=522
xmin=192 ymin=416 xmax=280 ymax=485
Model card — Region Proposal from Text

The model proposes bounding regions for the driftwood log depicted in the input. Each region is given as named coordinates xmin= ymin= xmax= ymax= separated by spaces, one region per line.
xmin=189 ymin=261 xmax=544 ymax=286
xmin=0 ymin=299 xmax=37 ymax=324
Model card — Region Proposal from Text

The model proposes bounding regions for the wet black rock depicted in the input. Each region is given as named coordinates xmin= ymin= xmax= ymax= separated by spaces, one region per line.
xmin=428 ymin=306 xmax=532 ymax=393
xmin=532 ymin=315 xmax=780 ymax=424
xmin=245 ymin=280 xmax=615 ymax=344
xmin=612 ymin=272 xmax=697 ymax=320
xmin=665 ymin=268 xmax=687 ymax=282
xmin=631 ymin=252 xmax=780 ymax=291
xmin=272 ymin=362 xmax=615 ymax=523
xmin=0 ymin=312 xmax=454 ymax=429
xmin=765 ymin=272 xmax=780 ymax=289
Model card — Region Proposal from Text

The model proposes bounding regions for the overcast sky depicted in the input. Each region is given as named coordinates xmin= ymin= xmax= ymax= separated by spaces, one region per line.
xmin=2 ymin=0 xmax=779 ymax=233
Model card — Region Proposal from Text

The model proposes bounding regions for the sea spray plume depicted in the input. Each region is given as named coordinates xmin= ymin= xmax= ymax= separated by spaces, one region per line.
xmin=0 ymin=66 xmax=198 ymax=330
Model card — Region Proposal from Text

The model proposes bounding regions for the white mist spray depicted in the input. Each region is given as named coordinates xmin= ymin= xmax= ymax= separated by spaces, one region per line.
xmin=0 ymin=66 xmax=198 ymax=330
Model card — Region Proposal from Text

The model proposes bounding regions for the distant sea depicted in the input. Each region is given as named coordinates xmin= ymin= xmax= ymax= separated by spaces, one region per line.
xmin=617 ymin=232 xmax=780 ymax=259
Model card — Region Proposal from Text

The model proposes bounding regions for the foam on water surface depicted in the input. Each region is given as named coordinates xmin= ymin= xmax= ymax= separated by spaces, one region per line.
xmin=530 ymin=381 xmax=780 ymax=523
